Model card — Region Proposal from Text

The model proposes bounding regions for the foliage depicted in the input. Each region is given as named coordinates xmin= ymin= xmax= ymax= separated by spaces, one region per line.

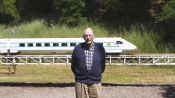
xmin=0 ymin=0 xmax=175 ymax=26
xmin=150 ymin=0 xmax=175 ymax=44
xmin=0 ymin=0 xmax=175 ymax=52
xmin=53 ymin=0 xmax=87 ymax=26
xmin=155 ymin=0 xmax=175 ymax=23
xmin=0 ymin=0 xmax=20 ymax=23
xmin=103 ymin=0 xmax=152 ymax=23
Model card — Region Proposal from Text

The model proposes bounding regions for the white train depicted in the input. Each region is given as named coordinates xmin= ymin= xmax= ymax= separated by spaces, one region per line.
xmin=0 ymin=38 xmax=137 ymax=54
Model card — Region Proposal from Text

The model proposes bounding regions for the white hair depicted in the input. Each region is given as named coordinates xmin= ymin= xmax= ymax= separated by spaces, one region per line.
xmin=84 ymin=28 xmax=94 ymax=35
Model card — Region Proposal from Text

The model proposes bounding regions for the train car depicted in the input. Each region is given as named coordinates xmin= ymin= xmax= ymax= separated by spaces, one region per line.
xmin=0 ymin=38 xmax=137 ymax=54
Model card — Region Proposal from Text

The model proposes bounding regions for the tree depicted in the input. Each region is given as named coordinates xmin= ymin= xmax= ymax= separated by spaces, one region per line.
xmin=0 ymin=0 xmax=20 ymax=23
xmin=149 ymin=0 xmax=175 ymax=43
xmin=53 ymin=0 xmax=86 ymax=26
xmin=155 ymin=0 xmax=175 ymax=23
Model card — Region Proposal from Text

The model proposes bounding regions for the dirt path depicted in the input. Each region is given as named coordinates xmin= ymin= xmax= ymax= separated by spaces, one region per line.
xmin=0 ymin=86 xmax=174 ymax=98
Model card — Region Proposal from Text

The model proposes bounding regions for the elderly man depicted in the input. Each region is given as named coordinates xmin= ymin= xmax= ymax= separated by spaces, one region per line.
xmin=71 ymin=27 xmax=106 ymax=98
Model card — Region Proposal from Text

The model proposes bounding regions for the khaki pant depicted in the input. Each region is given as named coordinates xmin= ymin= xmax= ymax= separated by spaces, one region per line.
xmin=75 ymin=82 xmax=102 ymax=98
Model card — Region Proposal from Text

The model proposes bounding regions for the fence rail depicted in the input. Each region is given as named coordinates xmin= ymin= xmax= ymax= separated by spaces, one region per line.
xmin=1 ymin=54 xmax=175 ymax=65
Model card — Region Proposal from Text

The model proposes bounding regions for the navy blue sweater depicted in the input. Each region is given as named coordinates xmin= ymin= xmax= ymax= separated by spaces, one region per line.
xmin=71 ymin=42 xmax=106 ymax=84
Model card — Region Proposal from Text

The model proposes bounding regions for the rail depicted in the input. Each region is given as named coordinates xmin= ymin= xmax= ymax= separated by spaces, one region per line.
xmin=1 ymin=54 xmax=175 ymax=65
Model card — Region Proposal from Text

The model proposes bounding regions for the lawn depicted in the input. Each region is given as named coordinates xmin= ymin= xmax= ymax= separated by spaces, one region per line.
xmin=0 ymin=64 xmax=175 ymax=84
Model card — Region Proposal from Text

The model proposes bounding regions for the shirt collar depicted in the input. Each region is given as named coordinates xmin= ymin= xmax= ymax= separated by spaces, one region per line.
xmin=85 ymin=42 xmax=94 ymax=50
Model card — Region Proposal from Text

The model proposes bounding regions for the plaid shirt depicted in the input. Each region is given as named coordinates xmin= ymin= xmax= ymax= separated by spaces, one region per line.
xmin=84 ymin=43 xmax=95 ymax=71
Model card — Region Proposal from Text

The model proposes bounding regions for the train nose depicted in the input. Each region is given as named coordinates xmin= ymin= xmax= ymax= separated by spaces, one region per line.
xmin=133 ymin=45 xmax=137 ymax=50
xmin=131 ymin=44 xmax=137 ymax=50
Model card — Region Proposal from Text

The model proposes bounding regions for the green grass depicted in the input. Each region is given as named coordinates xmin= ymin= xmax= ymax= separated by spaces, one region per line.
xmin=121 ymin=25 xmax=158 ymax=53
xmin=117 ymin=24 xmax=171 ymax=53
xmin=103 ymin=65 xmax=175 ymax=84
xmin=0 ymin=65 xmax=74 ymax=83
xmin=0 ymin=64 xmax=175 ymax=84
xmin=0 ymin=20 xmax=108 ymax=38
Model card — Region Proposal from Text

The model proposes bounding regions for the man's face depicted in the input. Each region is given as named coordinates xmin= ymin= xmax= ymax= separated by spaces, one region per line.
xmin=83 ymin=31 xmax=94 ymax=45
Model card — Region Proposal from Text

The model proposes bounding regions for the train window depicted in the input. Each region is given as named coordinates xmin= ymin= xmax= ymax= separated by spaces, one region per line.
xmin=36 ymin=43 xmax=42 ymax=47
xmin=107 ymin=43 xmax=111 ymax=46
xmin=53 ymin=43 xmax=59 ymax=47
xmin=28 ymin=43 xmax=33 ymax=47
xmin=19 ymin=43 xmax=25 ymax=47
xmin=70 ymin=43 xmax=76 ymax=46
xmin=116 ymin=41 xmax=123 ymax=44
xmin=61 ymin=43 xmax=67 ymax=46
xmin=44 ymin=43 xmax=50 ymax=47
